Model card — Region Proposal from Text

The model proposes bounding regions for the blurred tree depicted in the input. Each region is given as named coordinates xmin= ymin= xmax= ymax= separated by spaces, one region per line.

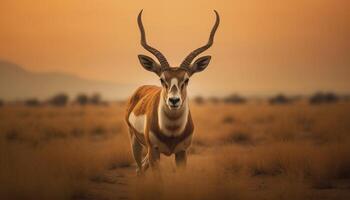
xmin=310 ymin=92 xmax=339 ymax=104
xmin=194 ymin=96 xmax=205 ymax=105
xmin=269 ymin=94 xmax=291 ymax=105
xmin=25 ymin=98 xmax=40 ymax=107
xmin=224 ymin=94 xmax=247 ymax=104
xmin=90 ymin=93 xmax=102 ymax=105
xmin=75 ymin=93 xmax=89 ymax=105
xmin=48 ymin=93 xmax=69 ymax=106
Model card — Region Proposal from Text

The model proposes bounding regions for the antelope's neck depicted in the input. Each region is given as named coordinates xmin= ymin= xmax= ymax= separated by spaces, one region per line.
xmin=157 ymin=91 xmax=189 ymax=137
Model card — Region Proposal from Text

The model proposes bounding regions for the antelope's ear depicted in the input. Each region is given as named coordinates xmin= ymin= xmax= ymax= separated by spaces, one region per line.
xmin=190 ymin=56 xmax=211 ymax=75
xmin=138 ymin=55 xmax=161 ymax=75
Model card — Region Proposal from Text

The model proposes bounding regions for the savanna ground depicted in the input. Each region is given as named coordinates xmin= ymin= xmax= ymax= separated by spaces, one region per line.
xmin=1 ymin=100 xmax=350 ymax=200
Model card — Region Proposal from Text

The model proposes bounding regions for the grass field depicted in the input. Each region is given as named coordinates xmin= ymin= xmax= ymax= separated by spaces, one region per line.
xmin=1 ymin=100 xmax=350 ymax=200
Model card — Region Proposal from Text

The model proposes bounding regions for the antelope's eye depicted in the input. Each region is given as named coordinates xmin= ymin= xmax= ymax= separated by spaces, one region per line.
xmin=181 ymin=79 xmax=189 ymax=90
xmin=160 ymin=79 xmax=167 ymax=88
xmin=184 ymin=79 xmax=189 ymax=85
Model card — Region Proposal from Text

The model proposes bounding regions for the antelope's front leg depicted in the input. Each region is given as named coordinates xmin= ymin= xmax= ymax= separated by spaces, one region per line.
xmin=148 ymin=147 xmax=160 ymax=170
xmin=148 ymin=146 xmax=162 ymax=179
xmin=175 ymin=150 xmax=187 ymax=169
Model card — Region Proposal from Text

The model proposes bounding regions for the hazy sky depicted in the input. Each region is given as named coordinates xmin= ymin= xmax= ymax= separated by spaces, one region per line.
xmin=0 ymin=0 xmax=349 ymax=96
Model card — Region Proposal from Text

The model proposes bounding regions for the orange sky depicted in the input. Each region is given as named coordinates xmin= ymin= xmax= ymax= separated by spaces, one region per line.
xmin=0 ymin=0 xmax=349 ymax=96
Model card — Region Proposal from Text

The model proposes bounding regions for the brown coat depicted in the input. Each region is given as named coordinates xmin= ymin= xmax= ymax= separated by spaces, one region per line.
xmin=125 ymin=85 xmax=194 ymax=155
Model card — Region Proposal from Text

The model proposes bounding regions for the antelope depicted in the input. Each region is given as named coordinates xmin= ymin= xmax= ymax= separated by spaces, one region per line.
xmin=125 ymin=10 xmax=219 ymax=175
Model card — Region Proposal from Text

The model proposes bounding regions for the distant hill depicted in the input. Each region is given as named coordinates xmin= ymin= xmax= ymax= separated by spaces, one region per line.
xmin=0 ymin=60 xmax=134 ymax=101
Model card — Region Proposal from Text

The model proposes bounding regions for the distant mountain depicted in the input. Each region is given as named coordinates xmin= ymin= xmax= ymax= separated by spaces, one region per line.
xmin=0 ymin=60 xmax=134 ymax=101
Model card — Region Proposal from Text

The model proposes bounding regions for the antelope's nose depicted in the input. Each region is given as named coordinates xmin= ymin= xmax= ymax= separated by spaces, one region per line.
xmin=169 ymin=97 xmax=180 ymax=106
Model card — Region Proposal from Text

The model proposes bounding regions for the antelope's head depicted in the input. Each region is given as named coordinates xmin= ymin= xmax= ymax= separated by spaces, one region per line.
xmin=137 ymin=10 xmax=220 ymax=110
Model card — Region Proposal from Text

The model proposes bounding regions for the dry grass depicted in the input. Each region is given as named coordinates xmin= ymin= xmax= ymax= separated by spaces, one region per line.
xmin=1 ymin=101 xmax=350 ymax=199
xmin=0 ymin=105 xmax=132 ymax=199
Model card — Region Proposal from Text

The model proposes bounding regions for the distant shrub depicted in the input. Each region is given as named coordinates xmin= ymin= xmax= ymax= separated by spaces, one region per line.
xmin=5 ymin=129 xmax=21 ymax=141
xmin=75 ymin=94 xmax=89 ymax=105
xmin=230 ymin=132 xmax=252 ymax=144
xmin=194 ymin=96 xmax=205 ymax=105
xmin=25 ymin=98 xmax=40 ymax=107
xmin=74 ymin=93 xmax=104 ymax=106
xmin=90 ymin=93 xmax=102 ymax=105
xmin=48 ymin=93 xmax=69 ymax=106
xmin=42 ymin=128 xmax=67 ymax=140
xmin=220 ymin=129 xmax=252 ymax=145
xmin=0 ymin=99 xmax=3 ymax=107
xmin=222 ymin=115 xmax=235 ymax=124
xmin=70 ymin=128 xmax=85 ymax=138
xmin=91 ymin=126 xmax=107 ymax=136
xmin=224 ymin=94 xmax=246 ymax=104
xmin=309 ymin=92 xmax=339 ymax=104
xmin=269 ymin=94 xmax=292 ymax=105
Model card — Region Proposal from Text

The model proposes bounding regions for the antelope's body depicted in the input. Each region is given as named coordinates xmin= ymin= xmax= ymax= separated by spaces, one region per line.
xmin=125 ymin=10 xmax=219 ymax=175
xmin=126 ymin=85 xmax=193 ymax=155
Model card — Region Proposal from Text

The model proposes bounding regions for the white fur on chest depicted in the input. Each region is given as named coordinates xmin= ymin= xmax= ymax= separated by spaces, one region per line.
xmin=157 ymin=96 xmax=189 ymax=137
xmin=128 ymin=113 xmax=192 ymax=154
